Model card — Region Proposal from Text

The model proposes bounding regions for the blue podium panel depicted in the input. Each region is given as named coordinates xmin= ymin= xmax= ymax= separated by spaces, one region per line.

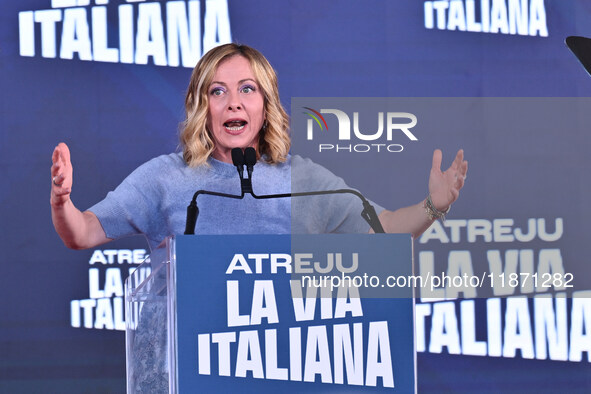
xmin=174 ymin=234 xmax=415 ymax=393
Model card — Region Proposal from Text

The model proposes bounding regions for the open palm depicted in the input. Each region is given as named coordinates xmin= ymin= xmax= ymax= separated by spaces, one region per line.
xmin=428 ymin=149 xmax=468 ymax=211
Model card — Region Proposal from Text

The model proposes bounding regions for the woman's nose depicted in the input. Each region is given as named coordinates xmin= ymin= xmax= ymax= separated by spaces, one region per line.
xmin=227 ymin=91 xmax=242 ymax=110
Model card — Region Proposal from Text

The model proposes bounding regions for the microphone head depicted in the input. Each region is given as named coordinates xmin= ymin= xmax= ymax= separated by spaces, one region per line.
xmin=231 ymin=148 xmax=244 ymax=167
xmin=244 ymin=147 xmax=257 ymax=167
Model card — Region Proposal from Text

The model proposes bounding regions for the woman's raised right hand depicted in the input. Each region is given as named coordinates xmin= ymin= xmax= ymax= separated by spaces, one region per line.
xmin=50 ymin=142 xmax=73 ymax=206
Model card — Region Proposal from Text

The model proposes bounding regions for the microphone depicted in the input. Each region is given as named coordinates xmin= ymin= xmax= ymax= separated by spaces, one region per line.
xmin=185 ymin=149 xmax=385 ymax=234
xmin=231 ymin=148 xmax=244 ymax=178
xmin=232 ymin=148 xmax=254 ymax=195
xmin=184 ymin=149 xmax=248 ymax=235
xmin=235 ymin=151 xmax=385 ymax=233
xmin=244 ymin=147 xmax=257 ymax=179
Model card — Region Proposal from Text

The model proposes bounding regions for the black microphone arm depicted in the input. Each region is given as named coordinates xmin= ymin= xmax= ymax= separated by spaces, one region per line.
xmin=184 ymin=147 xmax=385 ymax=234
xmin=250 ymin=189 xmax=385 ymax=234
xmin=184 ymin=189 xmax=244 ymax=235
xmin=183 ymin=148 xmax=258 ymax=235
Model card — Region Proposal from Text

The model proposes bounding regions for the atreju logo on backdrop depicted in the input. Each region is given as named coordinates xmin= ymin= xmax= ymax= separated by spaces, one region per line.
xmin=303 ymin=107 xmax=418 ymax=153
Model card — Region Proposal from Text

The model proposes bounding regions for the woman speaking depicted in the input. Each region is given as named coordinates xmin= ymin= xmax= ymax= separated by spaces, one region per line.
xmin=50 ymin=43 xmax=467 ymax=250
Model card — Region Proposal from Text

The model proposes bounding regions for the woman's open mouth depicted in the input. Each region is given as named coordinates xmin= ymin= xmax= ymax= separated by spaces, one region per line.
xmin=224 ymin=120 xmax=247 ymax=132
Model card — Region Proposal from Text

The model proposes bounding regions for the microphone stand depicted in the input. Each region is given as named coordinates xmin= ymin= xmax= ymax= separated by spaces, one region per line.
xmin=184 ymin=148 xmax=385 ymax=235
xmin=183 ymin=148 xmax=253 ymax=234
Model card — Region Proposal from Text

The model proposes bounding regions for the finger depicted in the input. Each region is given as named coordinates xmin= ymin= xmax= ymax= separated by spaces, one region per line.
xmin=52 ymin=146 xmax=61 ymax=165
xmin=450 ymin=149 xmax=464 ymax=170
xmin=52 ymin=146 xmax=65 ymax=180
xmin=53 ymin=174 xmax=65 ymax=186
xmin=432 ymin=149 xmax=442 ymax=172
xmin=51 ymin=162 xmax=60 ymax=177
xmin=57 ymin=142 xmax=71 ymax=163
xmin=52 ymin=143 xmax=71 ymax=169
xmin=51 ymin=157 xmax=65 ymax=178
xmin=461 ymin=160 xmax=468 ymax=176
xmin=53 ymin=187 xmax=71 ymax=196
xmin=51 ymin=143 xmax=73 ymax=183
xmin=52 ymin=187 xmax=72 ymax=197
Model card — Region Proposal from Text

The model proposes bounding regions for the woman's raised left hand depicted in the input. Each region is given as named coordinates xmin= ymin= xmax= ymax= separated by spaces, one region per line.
xmin=428 ymin=149 xmax=468 ymax=211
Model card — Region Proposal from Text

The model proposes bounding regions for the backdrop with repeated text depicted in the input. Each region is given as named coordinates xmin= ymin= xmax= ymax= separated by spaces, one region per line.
xmin=1 ymin=0 xmax=591 ymax=392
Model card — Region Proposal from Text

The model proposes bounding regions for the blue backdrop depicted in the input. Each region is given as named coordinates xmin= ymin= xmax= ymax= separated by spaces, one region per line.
xmin=1 ymin=0 xmax=590 ymax=392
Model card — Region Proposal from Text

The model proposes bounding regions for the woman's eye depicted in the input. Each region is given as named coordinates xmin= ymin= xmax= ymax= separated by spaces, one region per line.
xmin=210 ymin=87 xmax=224 ymax=96
xmin=241 ymin=85 xmax=254 ymax=94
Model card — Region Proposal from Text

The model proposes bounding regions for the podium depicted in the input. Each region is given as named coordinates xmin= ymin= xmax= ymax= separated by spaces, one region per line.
xmin=125 ymin=234 xmax=416 ymax=393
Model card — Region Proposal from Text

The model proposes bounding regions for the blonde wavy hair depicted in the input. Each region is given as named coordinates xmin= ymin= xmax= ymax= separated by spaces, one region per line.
xmin=180 ymin=43 xmax=291 ymax=167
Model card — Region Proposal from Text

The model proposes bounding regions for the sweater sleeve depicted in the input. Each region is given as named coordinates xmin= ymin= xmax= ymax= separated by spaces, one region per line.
xmin=88 ymin=156 xmax=167 ymax=246
xmin=291 ymin=156 xmax=384 ymax=234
